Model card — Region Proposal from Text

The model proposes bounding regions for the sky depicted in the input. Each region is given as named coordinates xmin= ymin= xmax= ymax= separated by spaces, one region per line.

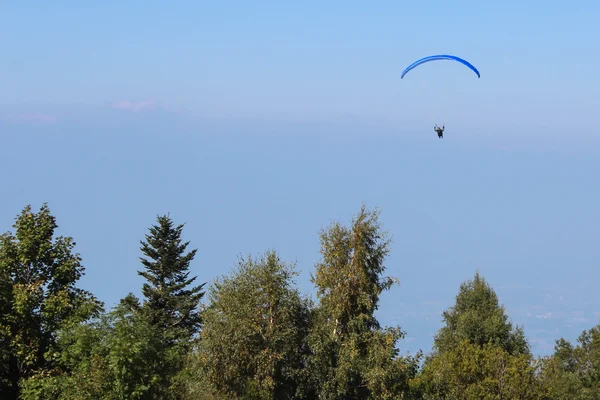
xmin=1 ymin=1 xmax=599 ymax=357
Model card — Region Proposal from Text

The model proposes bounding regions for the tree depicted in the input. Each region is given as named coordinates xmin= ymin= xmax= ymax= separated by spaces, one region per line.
xmin=434 ymin=270 xmax=529 ymax=356
xmin=21 ymin=213 xmax=208 ymax=399
xmin=307 ymin=204 xmax=417 ymax=399
xmin=107 ymin=214 xmax=207 ymax=396
xmin=412 ymin=340 xmax=543 ymax=399
xmin=191 ymin=250 xmax=311 ymax=399
xmin=0 ymin=204 xmax=102 ymax=399
xmin=136 ymin=214 xmax=206 ymax=346
xmin=20 ymin=298 xmax=168 ymax=400
xmin=0 ymin=268 xmax=12 ymax=392
xmin=414 ymin=271 xmax=538 ymax=399
xmin=538 ymin=324 xmax=600 ymax=399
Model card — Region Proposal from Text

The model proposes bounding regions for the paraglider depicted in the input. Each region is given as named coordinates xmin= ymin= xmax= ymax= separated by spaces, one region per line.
xmin=401 ymin=54 xmax=480 ymax=138
xmin=401 ymin=54 xmax=480 ymax=79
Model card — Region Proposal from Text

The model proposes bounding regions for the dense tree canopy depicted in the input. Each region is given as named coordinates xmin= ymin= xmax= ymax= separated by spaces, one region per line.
xmin=0 ymin=203 xmax=597 ymax=399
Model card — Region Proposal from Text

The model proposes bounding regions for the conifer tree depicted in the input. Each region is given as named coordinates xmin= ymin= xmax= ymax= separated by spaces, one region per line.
xmin=137 ymin=214 xmax=206 ymax=345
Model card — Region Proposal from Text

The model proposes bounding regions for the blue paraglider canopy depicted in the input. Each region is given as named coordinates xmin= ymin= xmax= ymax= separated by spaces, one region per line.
xmin=401 ymin=55 xmax=480 ymax=79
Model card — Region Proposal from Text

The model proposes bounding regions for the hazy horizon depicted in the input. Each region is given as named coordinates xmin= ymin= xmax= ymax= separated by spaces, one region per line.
xmin=2 ymin=1 xmax=599 ymax=357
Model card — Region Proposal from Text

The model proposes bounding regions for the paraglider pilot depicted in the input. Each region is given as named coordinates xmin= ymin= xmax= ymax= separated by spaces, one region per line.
xmin=434 ymin=124 xmax=444 ymax=138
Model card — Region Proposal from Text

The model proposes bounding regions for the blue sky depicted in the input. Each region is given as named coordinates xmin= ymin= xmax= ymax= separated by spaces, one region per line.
xmin=1 ymin=1 xmax=599 ymax=356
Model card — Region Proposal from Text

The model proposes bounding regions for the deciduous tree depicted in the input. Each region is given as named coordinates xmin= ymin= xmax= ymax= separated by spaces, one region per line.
xmin=0 ymin=204 xmax=102 ymax=399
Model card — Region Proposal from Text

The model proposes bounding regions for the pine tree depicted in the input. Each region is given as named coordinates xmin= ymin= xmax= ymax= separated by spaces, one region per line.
xmin=137 ymin=214 xmax=206 ymax=345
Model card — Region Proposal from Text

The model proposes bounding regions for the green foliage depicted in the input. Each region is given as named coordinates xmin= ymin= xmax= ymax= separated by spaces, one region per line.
xmin=123 ymin=214 xmax=208 ymax=396
xmin=307 ymin=204 xmax=416 ymax=399
xmin=312 ymin=204 xmax=395 ymax=337
xmin=20 ymin=299 xmax=170 ymax=400
xmin=0 ymin=267 xmax=12 ymax=390
xmin=413 ymin=271 xmax=536 ymax=399
xmin=434 ymin=271 xmax=529 ymax=356
xmin=414 ymin=340 xmax=543 ymax=399
xmin=18 ymin=213 xmax=207 ymax=400
xmin=5 ymin=202 xmax=600 ymax=399
xmin=138 ymin=214 xmax=206 ymax=346
xmin=0 ymin=204 xmax=102 ymax=399
xmin=537 ymin=325 xmax=600 ymax=399
xmin=190 ymin=250 xmax=311 ymax=399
